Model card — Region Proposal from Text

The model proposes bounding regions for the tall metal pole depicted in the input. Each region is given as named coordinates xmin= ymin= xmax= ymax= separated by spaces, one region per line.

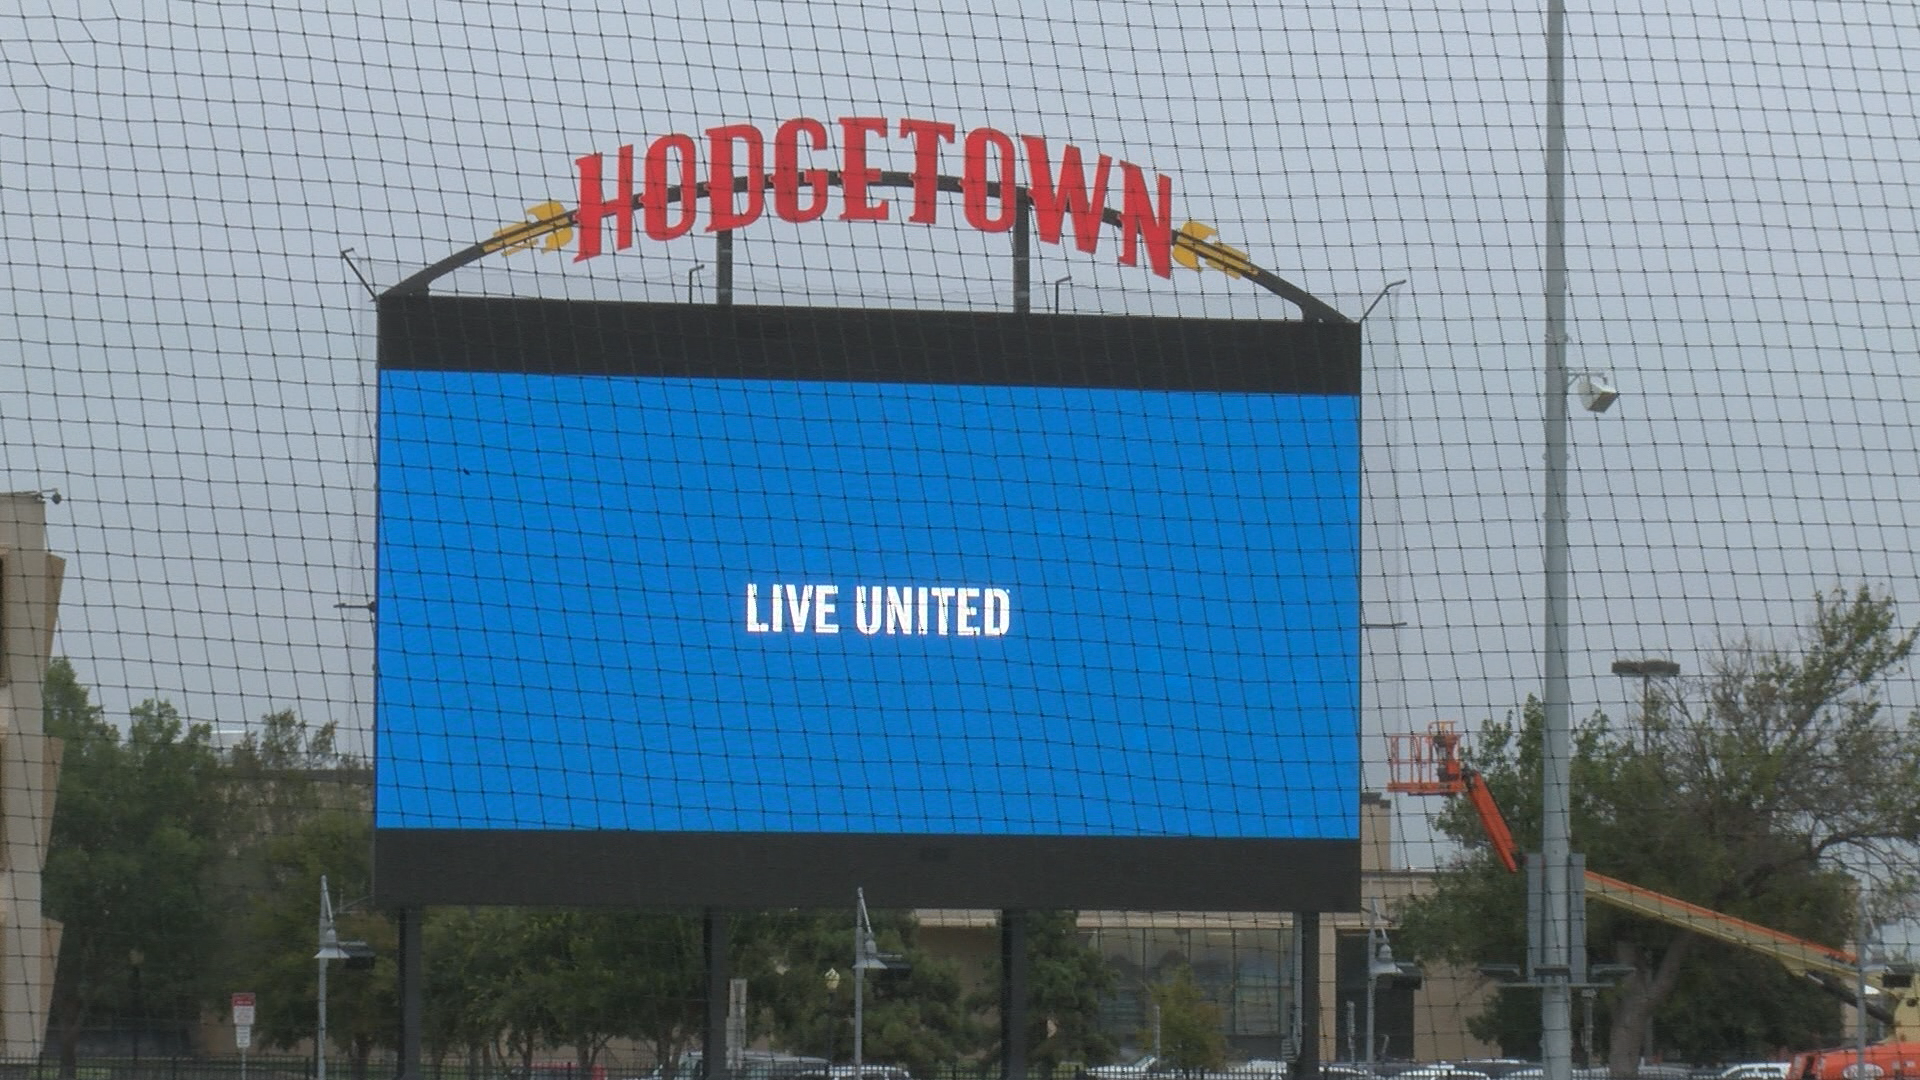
xmin=400 ymin=906 xmax=423 ymax=1080
xmin=1858 ymin=889 xmax=1871 ymax=1075
xmin=1364 ymin=967 xmax=1377 ymax=1066
xmin=1001 ymin=910 xmax=1029 ymax=1080
xmin=317 ymin=876 xmax=331 ymax=1080
xmin=705 ymin=911 xmax=732 ymax=1080
xmin=1539 ymin=0 xmax=1575 ymax=1071
xmin=1296 ymin=912 xmax=1321 ymax=1080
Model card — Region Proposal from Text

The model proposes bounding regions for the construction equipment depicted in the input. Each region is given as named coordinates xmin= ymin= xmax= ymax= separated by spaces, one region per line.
xmin=1387 ymin=723 xmax=1920 ymax=1040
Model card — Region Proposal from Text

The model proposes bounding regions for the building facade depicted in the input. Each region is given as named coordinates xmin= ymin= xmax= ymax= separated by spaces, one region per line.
xmin=0 ymin=492 xmax=65 ymax=1056
xmin=917 ymin=794 xmax=1499 ymax=1065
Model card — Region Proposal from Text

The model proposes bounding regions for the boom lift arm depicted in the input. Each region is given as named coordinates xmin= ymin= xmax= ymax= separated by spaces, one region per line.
xmin=1386 ymin=722 xmax=1918 ymax=1035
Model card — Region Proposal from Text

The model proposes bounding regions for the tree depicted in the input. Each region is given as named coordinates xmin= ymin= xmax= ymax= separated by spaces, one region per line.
xmin=43 ymin=668 xmax=225 ymax=1076
xmin=1144 ymin=965 xmax=1225 ymax=1075
xmin=236 ymin=808 xmax=397 ymax=1080
xmin=750 ymin=907 xmax=983 ymax=1075
xmin=1395 ymin=588 xmax=1920 ymax=1074
xmin=221 ymin=708 xmax=367 ymax=836
xmin=967 ymin=911 xmax=1117 ymax=1074
xmin=210 ymin=708 xmax=372 ymax=1039
xmin=580 ymin=912 xmax=705 ymax=1075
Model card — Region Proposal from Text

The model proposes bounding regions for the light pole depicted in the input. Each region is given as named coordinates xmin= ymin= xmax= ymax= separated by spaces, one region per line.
xmin=1538 ymin=0 xmax=1578 ymax=1065
xmin=314 ymin=875 xmax=350 ymax=1080
xmin=1365 ymin=939 xmax=1391 ymax=1066
xmin=1611 ymin=658 xmax=1680 ymax=749
xmin=1365 ymin=903 xmax=1389 ymax=1066
xmin=853 ymin=888 xmax=888 ymax=1074
xmin=1364 ymin=901 xmax=1421 ymax=1066
xmin=1858 ymin=888 xmax=1872 ymax=1078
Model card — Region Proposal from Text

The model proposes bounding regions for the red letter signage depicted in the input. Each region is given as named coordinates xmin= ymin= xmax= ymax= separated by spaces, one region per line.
xmin=564 ymin=116 xmax=1187 ymax=280
xmin=838 ymin=116 xmax=890 ymax=222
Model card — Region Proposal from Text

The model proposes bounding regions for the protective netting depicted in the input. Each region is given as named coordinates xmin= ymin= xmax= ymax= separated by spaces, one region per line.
xmin=3 ymin=0 xmax=1918 ymax=1077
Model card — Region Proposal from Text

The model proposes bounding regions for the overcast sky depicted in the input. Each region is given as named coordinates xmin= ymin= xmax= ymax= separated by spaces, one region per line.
xmin=2 ymin=0 xmax=1917 ymax=877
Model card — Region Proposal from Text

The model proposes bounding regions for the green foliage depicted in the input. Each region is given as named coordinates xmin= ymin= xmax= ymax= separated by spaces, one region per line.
xmin=43 ymin=663 xmax=225 ymax=1073
xmin=1144 ymin=965 xmax=1225 ymax=1075
xmin=37 ymin=665 xmax=1003 ymax=1076
xmin=749 ymin=908 xmax=983 ymax=1075
xmin=235 ymin=808 xmax=396 ymax=1079
xmin=967 ymin=912 xmax=1117 ymax=1074
xmin=208 ymin=708 xmax=372 ymax=1052
xmin=1395 ymin=588 xmax=1918 ymax=1071
xmin=426 ymin=907 xmax=705 ymax=1073
xmin=43 ymin=662 xmax=383 ymax=1073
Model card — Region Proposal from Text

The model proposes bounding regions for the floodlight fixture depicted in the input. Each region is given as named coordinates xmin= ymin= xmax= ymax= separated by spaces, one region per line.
xmin=1611 ymin=659 xmax=1680 ymax=678
xmin=1577 ymin=374 xmax=1619 ymax=413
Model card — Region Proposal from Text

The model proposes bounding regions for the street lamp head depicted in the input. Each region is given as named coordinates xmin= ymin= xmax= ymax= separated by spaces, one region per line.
xmin=1369 ymin=951 xmax=1401 ymax=979
xmin=316 ymin=899 xmax=351 ymax=960
xmin=1611 ymin=658 xmax=1681 ymax=678
xmin=1576 ymin=374 xmax=1619 ymax=414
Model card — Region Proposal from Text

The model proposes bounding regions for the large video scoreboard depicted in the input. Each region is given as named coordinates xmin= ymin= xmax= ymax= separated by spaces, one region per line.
xmin=373 ymin=297 xmax=1361 ymax=911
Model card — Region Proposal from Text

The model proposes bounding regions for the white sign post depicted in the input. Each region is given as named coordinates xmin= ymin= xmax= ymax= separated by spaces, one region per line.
xmin=232 ymin=993 xmax=256 ymax=1080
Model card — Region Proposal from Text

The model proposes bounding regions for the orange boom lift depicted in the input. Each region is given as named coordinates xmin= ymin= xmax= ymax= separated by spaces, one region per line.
xmin=1386 ymin=723 xmax=1920 ymax=1074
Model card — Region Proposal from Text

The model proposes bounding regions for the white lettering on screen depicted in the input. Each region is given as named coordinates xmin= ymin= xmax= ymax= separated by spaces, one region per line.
xmin=745 ymin=583 xmax=1012 ymax=637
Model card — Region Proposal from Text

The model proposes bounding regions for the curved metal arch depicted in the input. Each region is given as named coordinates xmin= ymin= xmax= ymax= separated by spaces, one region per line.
xmin=387 ymin=171 xmax=1351 ymax=324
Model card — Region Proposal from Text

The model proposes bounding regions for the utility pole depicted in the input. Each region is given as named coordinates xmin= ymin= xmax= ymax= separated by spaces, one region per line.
xmin=1539 ymin=0 xmax=1576 ymax=1076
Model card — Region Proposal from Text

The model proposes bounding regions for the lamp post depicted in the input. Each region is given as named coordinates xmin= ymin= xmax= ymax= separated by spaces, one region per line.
xmin=1858 ymin=889 xmax=1872 ymax=1079
xmin=1538 ymin=0 xmax=1577 ymax=1066
xmin=1365 ymin=938 xmax=1393 ymax=1066
xmin=1611 ymin=659 xmax=1680 ymax=750
xmin=314 ymin=876 xmax=351 ymax=1080
xmin=1363 ymin=901 xmax=1421 ymax=1066
xmin=1365 ymin=902 xmax=1389 ymax=1066
xmin=853 ymin=888 xmax=888 ymax=1074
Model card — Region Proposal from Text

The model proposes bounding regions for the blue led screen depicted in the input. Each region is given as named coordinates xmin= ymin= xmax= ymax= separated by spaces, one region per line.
xmin=374 ymin=368 xmax=1361 ymax=842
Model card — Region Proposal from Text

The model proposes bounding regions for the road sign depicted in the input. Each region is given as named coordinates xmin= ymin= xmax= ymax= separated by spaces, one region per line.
xmin=231 ymin=992 xmax=256 ymax=1027
xmin=235 ymin=1024 xmax=252 ymax=1050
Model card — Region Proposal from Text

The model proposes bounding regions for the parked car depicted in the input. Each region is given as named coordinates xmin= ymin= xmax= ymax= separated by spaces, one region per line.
xmin=743 ymin=1056 xmax=833 ymax=1080
xmin=1716 ymin=1065 xmax=1791 ymax=1080
xmin=530 ymin=1064 xmax=609 ymax=1080
xmin=792 ymin=1065 xmax=914 ymax=1080
xmin=653 ymin=1051 xmax=833 ymax=1080
xmin=1082 ymin=1056 xmax=1286 ymax=1080
xmin=1149 ymin=1061 xmax=1290 ymax=1080
xmin=1453 ymin=1062 xmax=1542 ymax=1080
xmin=1083 ymin=1056 xmax=1161 ymax=1080
xmin=1387 ymin=1064 xmax=1496 ymax=1080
